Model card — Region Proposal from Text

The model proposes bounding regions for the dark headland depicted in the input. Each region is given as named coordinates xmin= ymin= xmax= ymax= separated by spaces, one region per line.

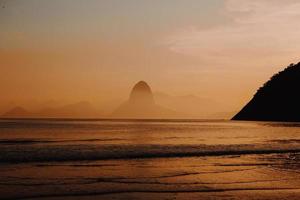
xmin=233 ymin=62 xmax=300 ymax=122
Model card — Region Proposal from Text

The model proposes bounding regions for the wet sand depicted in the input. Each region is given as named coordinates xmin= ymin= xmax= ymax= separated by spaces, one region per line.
xmin=1 ymin=119 xmax=300 ymax=199
xmin=1 ymin=154 xmax=300 ymax=200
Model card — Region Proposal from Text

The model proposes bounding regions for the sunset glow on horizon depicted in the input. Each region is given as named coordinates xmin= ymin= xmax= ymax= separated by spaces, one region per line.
xmin=2 ymin=2 xmax=300 ymax=199
xmin=1 ymin=0 xmax=300 ymax=118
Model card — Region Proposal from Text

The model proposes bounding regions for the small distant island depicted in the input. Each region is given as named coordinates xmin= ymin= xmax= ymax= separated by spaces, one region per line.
xmin=233 ymin=62 xmax=300 ymax=122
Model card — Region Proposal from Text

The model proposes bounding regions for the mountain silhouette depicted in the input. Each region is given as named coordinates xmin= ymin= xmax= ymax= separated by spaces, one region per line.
xmin=1 ymin=102 xmax=102 ymax=118
xmin=2 ymin=106 xmax=32 ymax=118
xmin=129 ymin=81 xmax=155 ymax=105
xmin=154 ymin=92 xmax=233 ymax=119
xmin=233 ymin=63 xmax=300 ymax=122
xmin=112 ymin=81 xmax=178 ymax=119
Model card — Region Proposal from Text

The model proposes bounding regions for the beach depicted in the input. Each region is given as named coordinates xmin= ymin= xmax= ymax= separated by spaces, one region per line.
xmin=0 ymin=119 xmax=300 ymax=199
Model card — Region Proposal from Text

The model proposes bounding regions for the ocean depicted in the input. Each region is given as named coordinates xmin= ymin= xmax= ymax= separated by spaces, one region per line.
xmin=0 ymin=119 xmax=300 ymax=199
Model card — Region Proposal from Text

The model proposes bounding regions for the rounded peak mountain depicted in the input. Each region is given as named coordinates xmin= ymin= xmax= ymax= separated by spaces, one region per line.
xmin=132 ymin=81 xmax=152 ymax=92
xmin=129 ymin=81 xmax=155 ymax=104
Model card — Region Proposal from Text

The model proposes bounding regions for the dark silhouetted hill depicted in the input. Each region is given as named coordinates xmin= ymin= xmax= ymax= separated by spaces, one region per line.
xmin=112 ymin=81 xmax=179 ymax=119
xmin=233 ymin=63 xmax=300 ymax=122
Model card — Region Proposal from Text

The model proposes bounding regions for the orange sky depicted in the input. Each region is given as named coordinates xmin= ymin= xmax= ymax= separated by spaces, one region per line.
xmin=1 ymin=0 xmax=300 ymax=117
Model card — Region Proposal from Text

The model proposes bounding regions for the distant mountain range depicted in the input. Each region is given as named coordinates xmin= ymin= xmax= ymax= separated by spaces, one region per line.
xmin=2 ymin=101 xmax=103 ymax=118
xmin=233 ymin=63 xmax=300 ymax=122
xmin=154 ymin=92 xmax=233 ymax=119
xmin=2 ymin=106 xmax=32 ymax=118
xmin=1 ymin=82 xmax=235 ymax=119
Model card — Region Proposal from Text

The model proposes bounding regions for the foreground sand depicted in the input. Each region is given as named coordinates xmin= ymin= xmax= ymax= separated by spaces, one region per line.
xmin=1 ymin=154 xmax=300 ymax=200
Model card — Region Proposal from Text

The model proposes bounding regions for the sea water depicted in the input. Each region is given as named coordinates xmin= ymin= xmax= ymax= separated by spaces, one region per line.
xmin=0 ymin=119 xmax=300 ymax=199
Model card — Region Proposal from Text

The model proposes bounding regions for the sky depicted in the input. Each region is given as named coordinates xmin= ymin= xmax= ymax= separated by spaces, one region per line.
xmin=1 ymin=0 xmax=300 ymax=116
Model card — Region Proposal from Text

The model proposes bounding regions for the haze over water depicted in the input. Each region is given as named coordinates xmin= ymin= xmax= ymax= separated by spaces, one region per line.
xmin=2 ymin=0 xmax=300 ymax=117
xmin=1 ymin=119 xmax=300 ymax=199
xmin=2 ymin=0 xmax=300 ymax=199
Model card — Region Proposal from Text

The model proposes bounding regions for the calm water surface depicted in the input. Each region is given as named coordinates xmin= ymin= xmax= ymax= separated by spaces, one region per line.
xmin=0 ymin=119 xmax=300 ymax=199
